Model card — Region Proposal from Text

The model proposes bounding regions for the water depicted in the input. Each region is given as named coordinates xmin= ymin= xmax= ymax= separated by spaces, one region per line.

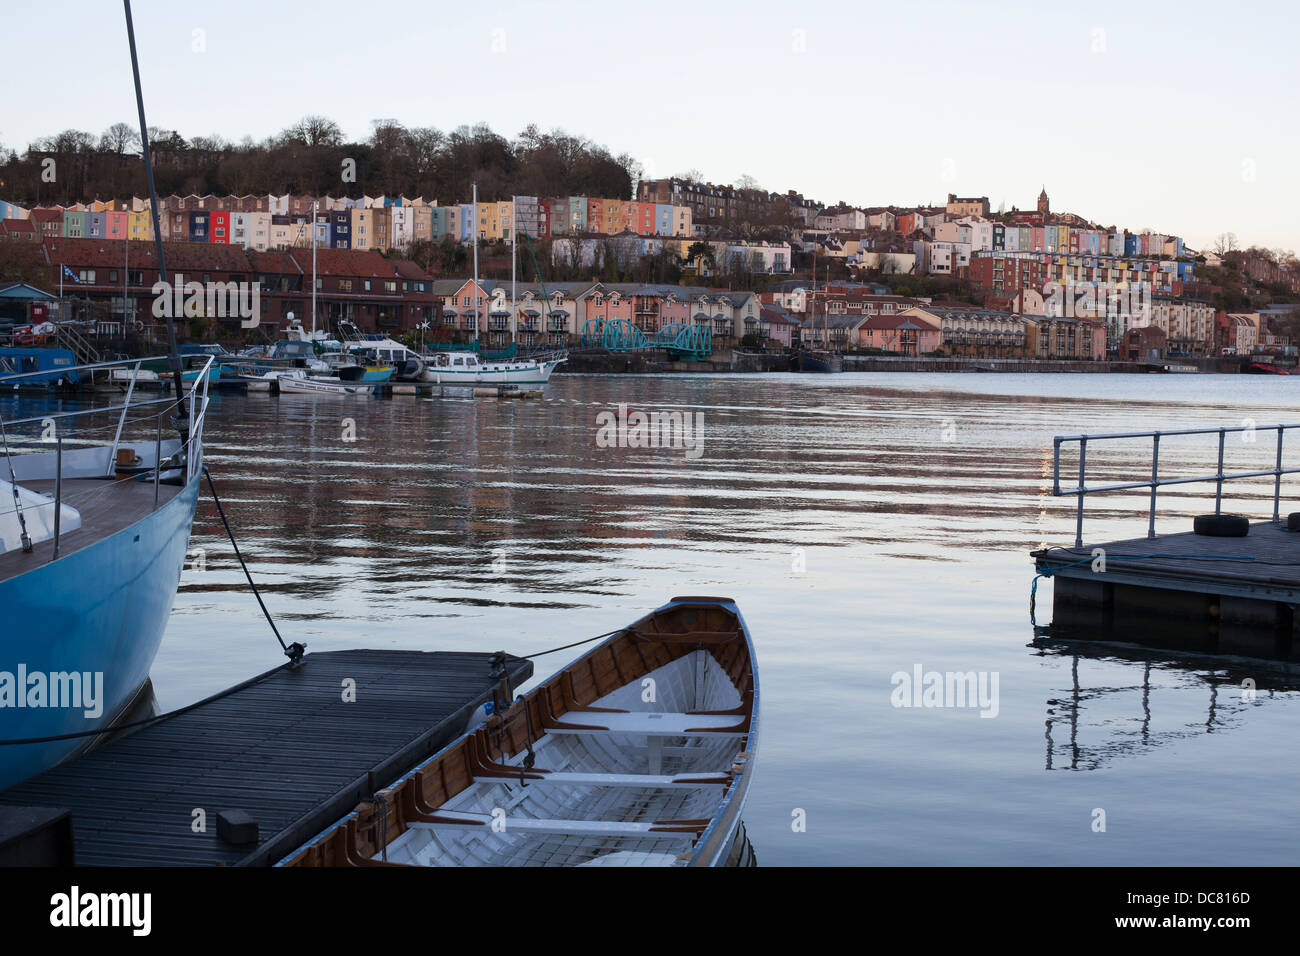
xmin=148 ymin=372 xmax=1300 ymax=865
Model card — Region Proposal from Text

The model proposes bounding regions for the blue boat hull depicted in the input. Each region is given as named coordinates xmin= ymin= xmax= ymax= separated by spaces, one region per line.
xmin=0 ymin=474 xmax=199 ymax=791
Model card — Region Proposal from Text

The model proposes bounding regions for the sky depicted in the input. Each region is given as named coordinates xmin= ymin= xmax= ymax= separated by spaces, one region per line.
xmin=3 ymin=0 xmax=1297 ymax=252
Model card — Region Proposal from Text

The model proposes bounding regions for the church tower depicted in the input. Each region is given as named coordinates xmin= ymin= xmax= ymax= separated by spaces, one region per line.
xmin=1037 ymin=186 xmax=1049 ymax=216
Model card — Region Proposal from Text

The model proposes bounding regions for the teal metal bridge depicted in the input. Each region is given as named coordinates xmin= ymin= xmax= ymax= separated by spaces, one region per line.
xmin=579 ymin=318 xmax=712 ymax=360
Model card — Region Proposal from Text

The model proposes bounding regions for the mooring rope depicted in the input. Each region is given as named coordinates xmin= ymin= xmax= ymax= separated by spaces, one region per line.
xmin=203 ymin=465 xmax=304 ymax=665
xmin=0 ymin=658 xmax=294 ymax=746
xmin=520 ymin=629 xmax=621 ymax=660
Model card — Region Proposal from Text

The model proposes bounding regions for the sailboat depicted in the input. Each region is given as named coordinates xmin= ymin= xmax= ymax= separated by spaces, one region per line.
xmin=0 ymin=1 xmax=212 ymax=790
xmin=798 ymin=252 xmax=841 ymax=373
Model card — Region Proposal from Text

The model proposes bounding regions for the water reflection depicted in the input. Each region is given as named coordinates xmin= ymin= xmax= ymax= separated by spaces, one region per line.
xmin=1034 ymin=628 xmax=1300 ymax=771
xmin=149 ymin=373 xmax=1300 ymax=864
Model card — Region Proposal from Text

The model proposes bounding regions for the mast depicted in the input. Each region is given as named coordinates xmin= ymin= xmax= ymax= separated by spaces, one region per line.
xmin=311 ymin=198 xmax=318 ymax=336
xmin=123 ymin=0 xmax=184 ymax=407
xmin=510 ymin=196 xmax=517 ymax=348
xmin=472 ymin=183 xmax=479 ymax=347
xmin=810 ymin=244 xmax=817 ymax=349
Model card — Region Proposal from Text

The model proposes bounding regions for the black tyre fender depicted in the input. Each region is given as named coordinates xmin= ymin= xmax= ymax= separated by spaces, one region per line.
xmin=1193 ymin=514 xmax=1250 ymax=537
xmin=1287 ymin=512 xmax=1300 ymax=532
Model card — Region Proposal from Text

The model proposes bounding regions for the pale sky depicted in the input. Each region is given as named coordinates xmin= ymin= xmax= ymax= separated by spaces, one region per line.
xmin=4 ymin=0 xmax=1297 ymax=252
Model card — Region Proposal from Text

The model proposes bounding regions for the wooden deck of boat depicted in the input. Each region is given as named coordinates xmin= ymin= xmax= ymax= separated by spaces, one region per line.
xmin=0 ymin=477 xmax=182 ymax=585
xmin=0 ymin=649 xmax=532 ymax=866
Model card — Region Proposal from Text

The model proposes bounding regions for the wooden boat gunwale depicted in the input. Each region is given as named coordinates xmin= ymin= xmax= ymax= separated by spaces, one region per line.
xmin=277 ymin=595 xmax=758 ymax=868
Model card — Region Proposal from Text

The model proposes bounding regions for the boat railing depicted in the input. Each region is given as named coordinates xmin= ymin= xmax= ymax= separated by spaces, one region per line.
xmin=1052 ymin=423 xmax=1300 ymax=547
xmin=0 ymin=354 xmax=213 ymax=560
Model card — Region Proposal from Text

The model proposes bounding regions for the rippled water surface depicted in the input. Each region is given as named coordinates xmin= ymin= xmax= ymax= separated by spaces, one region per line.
xmin=150 ymin=372 xmax=1300 ymax=865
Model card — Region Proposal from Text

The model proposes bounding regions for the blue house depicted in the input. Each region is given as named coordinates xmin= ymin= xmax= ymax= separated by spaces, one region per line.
xmin=329 ymin=211 xmax=351 ymax=249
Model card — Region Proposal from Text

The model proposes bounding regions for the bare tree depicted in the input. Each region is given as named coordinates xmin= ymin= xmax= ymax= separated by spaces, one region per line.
xmin=100 ymin=122 xmax=140 ymax=154
xmin=1212 ymin=232 xmax=1238 ymax=256
xmin=281 ymin=115 xmax=344 ymax=148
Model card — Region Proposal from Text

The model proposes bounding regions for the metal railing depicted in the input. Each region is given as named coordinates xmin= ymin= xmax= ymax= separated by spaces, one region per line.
xmin=1052 ymin=423 xmax=1300 ymax=547
xmin=1 ymin=354 xmax=213 ymax=561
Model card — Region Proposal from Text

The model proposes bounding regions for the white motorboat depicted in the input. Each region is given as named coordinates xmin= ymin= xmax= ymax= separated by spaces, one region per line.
xmin=425 ymin=350 xmax=565 ymax=386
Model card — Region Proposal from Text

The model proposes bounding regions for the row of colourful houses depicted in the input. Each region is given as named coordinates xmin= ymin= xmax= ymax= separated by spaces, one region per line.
xmin=0 ymin=192 xmax=698 ymax=253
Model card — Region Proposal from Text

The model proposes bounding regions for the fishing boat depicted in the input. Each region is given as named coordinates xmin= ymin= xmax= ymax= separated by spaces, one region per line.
xmin=280 ymin=596 xmax=758 ymax=868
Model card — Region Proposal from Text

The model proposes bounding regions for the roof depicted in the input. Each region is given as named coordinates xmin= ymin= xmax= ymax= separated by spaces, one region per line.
xmin=389 ymin=258 xmax=427 ymax=281
xmin=287 ymin=248 xmax=393 ymax=278
xmin=862 ymin=314 xmax=939 ymax=331
xmin=760 ymin=306 xmax=798 ymax=326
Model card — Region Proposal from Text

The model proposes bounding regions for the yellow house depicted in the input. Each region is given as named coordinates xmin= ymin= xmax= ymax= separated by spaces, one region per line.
xmin=351 ymin=208 xmax=375 ymax=250
xmin=371 ymin=206 xmax=392 ymax=251
xmin=127 ymin=209 xmax=153 ymax=241
xmin=602 ymin=199 xmax=622 ymax=235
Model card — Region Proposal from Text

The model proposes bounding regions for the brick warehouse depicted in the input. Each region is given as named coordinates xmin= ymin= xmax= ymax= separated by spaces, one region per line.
xmin=18 ymin=237 xmax=437 ymax=335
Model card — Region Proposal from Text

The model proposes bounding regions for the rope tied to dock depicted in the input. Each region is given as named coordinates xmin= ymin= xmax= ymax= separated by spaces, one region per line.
xmin=203 ymin=466 xmax=305 ymax=666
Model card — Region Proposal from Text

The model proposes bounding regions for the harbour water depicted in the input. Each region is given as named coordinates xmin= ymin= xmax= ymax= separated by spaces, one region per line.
xmin=137 ymin=372 xmax=1300 ymax=865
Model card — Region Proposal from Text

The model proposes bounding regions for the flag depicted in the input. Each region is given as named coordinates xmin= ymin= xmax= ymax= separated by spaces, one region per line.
xmin=62 ymin=265 xmax=80 ymax=283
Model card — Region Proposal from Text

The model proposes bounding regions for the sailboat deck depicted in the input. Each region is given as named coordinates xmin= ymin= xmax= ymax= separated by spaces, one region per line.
xmin=0 ymin=477 xmax=183 ymax=585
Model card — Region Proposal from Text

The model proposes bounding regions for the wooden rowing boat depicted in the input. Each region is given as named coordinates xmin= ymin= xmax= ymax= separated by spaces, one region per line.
xmin=280 ymin=596 xmax=758 ymax=867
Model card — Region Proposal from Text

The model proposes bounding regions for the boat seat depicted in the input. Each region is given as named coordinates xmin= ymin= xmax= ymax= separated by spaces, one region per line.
xmin=473 ymin=771 xmax=730 ymax=789
xmin=403 ymin=810 xmax=704 ymax=839
xmin=544 ymin=712 xmax=748 ymax=736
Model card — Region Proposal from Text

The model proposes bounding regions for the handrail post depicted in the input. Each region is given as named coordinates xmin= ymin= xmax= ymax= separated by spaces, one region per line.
xmin=52 ymin=436 xmax=62 ymax=561
xmin=107 ymin=358 xmax=141 ymax=475
xmin=153 ymin=410 xmax=161 ymax=510
xmin=1148 ymin=432 xmax=1160 ymax=539
xmin=1274 ymin=426 xmax=1285 ymax=524
xmin=1052 ymin=438 xmax=1062 ymax=496
xmin=1075 ymin=438 xmax=1087 ymax=548
xmin=1215 ymin=428 xmax=1226 ymax=514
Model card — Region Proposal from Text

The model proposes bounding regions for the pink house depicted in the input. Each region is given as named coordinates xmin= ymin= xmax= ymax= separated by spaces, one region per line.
xmin=104 ymin=210 xmax=128 ymax=240
xmin=859 ymin=313 xmax=942 ymax=355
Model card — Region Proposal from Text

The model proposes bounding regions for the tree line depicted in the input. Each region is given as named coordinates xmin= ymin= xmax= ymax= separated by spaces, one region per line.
xmin=0 ymin=118 xmax=642 ymax=206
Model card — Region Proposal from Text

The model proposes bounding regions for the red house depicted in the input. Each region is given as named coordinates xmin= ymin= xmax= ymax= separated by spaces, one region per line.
xmin=209 ymin=211 xmax=230 ymax=244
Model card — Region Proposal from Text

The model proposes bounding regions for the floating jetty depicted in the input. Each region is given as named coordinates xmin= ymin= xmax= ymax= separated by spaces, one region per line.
xmin=1034 ymin=422 xmax=1300 ymax=658
xmin=1034 ymin=521 xmax=1300 ymax=657
xmin=0 ymin=649 xmax=532 ymax=866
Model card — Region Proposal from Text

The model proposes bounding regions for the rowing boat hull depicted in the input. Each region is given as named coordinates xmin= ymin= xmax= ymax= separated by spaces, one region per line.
xmin=279 ymin=596 xmax=758 ymax=867
xmin=276 ymin=376 xmax=376 ymax=396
